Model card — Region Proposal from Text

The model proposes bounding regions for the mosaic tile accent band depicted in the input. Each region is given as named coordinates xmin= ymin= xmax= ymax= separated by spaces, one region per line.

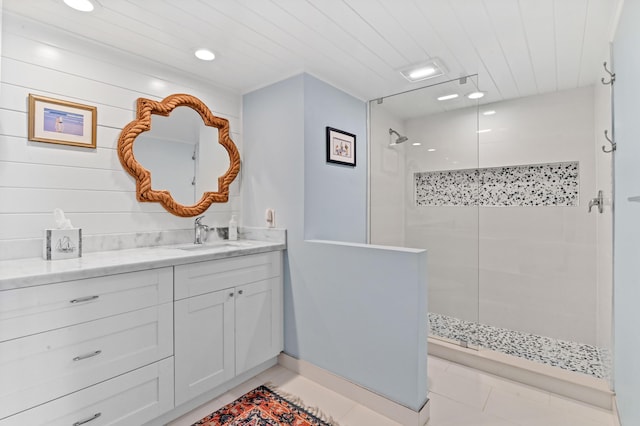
xmin=415 ymin=162 xmax=579 ymax=207
xmin=428 ymin=312 xmax=611 ymax=381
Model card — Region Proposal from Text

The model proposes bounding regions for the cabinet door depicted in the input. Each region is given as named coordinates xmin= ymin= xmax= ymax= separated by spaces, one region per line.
xmin=174 ymin=289 xmax=234 ymax=406
xmin=235 ymin=277 xmax=283 ymax=375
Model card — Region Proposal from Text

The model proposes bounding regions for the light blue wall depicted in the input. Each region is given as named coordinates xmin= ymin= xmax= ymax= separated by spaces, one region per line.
xmin=613 ymin=1 xmax=640 ymax=424
xmin=243 ymin=74 xmax=428 ymax=411
xmin=241 ymin=75 xmax=305 ymax=237
xmin=303 ymin=74 xmax=368 ymax=242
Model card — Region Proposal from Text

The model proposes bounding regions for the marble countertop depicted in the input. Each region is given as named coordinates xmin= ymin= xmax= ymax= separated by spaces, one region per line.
xmin=0 ymin=239 xmax=286 ymax=291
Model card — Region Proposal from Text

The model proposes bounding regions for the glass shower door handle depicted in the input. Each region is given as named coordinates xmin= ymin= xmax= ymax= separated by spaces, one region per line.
xmin=588 ymin=190 xmax=604 ymax=213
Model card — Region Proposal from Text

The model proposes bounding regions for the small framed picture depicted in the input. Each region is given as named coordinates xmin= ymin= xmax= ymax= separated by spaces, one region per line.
xmin=326 ymin=126 xmax=356 ymax=167
xmin=28 ymin=94 xmax=97 ymax=148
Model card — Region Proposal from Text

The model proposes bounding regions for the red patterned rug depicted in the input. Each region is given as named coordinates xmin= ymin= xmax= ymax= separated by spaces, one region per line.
xmin=192 ymin=385 xmax=339 ymax=426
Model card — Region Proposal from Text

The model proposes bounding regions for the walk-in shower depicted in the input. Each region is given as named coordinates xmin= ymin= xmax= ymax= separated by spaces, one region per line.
xmin=369 ymin=76 xmax=614 ymax=386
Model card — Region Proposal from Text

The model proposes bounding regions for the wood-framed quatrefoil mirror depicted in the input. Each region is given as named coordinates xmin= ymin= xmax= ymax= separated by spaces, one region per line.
xmin=117 ymin=93 xmax=240 ymax=217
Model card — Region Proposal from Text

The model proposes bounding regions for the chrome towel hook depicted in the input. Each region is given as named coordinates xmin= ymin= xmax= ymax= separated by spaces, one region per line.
xmin=601 ymin=62 xmax=616 ymax=85
xmin=602 ymin=129 xmax=616 ymax=153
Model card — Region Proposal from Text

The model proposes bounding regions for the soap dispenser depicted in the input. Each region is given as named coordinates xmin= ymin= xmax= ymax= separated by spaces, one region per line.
xmin=228 ymin=215 xmax=238 ymax=241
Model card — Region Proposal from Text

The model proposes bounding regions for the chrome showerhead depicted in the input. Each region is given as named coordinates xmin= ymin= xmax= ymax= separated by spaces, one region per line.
xmin=389 ymin=128 xmax=408 ymax=145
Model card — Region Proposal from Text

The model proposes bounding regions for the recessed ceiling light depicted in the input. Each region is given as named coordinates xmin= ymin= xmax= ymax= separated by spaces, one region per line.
xmin=412 ymin=142 xmax=422 ymax=146
xmin=477 ymin=129 xmax=492 ymax=134
xmin=63 ymin=0 xmax=94 ymax=12
xmin=483 ymin=110 xmax=496 ymax=116
xmin=437 ymin=94 xmax=459 ymax=101
xmin=467 ymin=91 xmax=485 ymax=99
xmin=400 ymin=59 xmax=447 ymax=82
xmin=195 ymin=49 xmax=216 ymax=61
xmin=427 ymin=148 xmax=436 ymax=152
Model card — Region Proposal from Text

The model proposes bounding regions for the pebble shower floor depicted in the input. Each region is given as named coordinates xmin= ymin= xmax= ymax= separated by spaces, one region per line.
xmin=428 ymin=313 xmax=611 ymax=381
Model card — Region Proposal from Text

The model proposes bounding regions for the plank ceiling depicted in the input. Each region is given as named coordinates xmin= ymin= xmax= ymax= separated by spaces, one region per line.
xmin=2 ymin=0 xmax=620 ymax=108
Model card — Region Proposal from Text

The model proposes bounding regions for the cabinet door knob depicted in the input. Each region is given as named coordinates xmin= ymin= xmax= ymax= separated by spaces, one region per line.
xmin=73 ymin=412 xmax=101 ymax=425
xmin=238 ymin=290 xmax=244 ymax=295
xmin=229 ymin=292 xmax=234 ymax=297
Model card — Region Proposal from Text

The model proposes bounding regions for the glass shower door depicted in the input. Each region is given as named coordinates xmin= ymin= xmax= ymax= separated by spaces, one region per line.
xmin=369 ymin=76 xmax=480 ymax=348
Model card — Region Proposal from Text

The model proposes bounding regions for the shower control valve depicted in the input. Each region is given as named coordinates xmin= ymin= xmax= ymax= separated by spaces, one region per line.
xmin=588 ymin=190 xmax=604 ymax=214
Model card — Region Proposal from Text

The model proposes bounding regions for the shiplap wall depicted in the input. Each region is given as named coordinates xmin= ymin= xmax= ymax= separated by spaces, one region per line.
xmin=0 ymin=14 xmax=242 ymax=260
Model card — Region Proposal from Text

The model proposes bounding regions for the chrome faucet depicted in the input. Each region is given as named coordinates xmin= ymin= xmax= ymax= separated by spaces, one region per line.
xmin=194 ymin=216 xmax=209 ymax=244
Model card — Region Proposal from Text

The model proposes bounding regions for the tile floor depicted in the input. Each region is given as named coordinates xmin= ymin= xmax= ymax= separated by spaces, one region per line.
xmin=168 ymin=355 xmax=618 ymax=426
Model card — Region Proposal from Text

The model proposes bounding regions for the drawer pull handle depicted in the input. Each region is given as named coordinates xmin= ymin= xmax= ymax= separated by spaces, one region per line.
xmin=70 ymin=295 xmax=99 ymax=304
xmin=73 ymin=412 xmax=101 ymax=425
xmin=73 ymin=350 xmax=102 ymax=361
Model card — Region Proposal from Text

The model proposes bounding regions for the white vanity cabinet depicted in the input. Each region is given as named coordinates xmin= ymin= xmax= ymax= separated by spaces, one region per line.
xmin=0 ymin=240 xmax=285 ymax=425
xmin=0 ymin=268 xmax=175 ymax=425
xmin=174 ymin=251 xmax=283 ymax=406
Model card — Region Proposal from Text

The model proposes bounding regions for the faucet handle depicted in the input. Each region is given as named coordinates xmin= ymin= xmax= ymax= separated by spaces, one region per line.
xmin=195 ymin=215 xmax=205 ymax=224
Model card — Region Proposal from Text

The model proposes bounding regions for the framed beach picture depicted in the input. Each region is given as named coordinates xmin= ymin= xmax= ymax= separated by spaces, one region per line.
xmin=326 ymin=126 xmax=356 ymax=167
xmin=28 ymin=94 xmax=97 ymax=148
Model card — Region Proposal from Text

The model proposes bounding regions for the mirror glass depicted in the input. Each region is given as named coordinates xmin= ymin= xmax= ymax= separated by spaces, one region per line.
xmin=133 ymin=106 xmax=231 ymax=206
xmin=118 ymin=93 xmax=240 ymax=217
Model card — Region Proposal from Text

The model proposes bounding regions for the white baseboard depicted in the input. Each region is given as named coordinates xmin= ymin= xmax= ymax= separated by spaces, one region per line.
xmin=278 ymin=353 xmax=430 ymax=426
xmin=428 ymin=337 xmax=614 ymax=410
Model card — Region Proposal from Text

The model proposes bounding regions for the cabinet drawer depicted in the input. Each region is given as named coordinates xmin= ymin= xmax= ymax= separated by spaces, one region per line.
xmin=0 ymin=303 xmax=173 ymax=419
xmin=174 ymin=251 xmax=282 ymax=300
xmin=0 ymin=267 xmax=173 ymax=342
xmin=0 ymin=357 xmax=174 ymax=426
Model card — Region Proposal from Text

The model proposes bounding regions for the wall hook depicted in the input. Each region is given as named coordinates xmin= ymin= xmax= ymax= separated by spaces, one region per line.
xmin=602 ymin=129 xmax=616 ymax=153
xmin=601 ymin=62 xmax=616 ymax=85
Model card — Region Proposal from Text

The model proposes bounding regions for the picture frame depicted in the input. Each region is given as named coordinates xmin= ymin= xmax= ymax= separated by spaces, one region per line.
xmin=28 ymin=94 xmax=97 ymax=148
xmin=326 ymin=126 xmax=356 ymax=167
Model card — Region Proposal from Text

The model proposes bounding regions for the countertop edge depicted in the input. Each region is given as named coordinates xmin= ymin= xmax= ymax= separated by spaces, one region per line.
xmin=0 ymin=241 xmax=286 ymax=291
